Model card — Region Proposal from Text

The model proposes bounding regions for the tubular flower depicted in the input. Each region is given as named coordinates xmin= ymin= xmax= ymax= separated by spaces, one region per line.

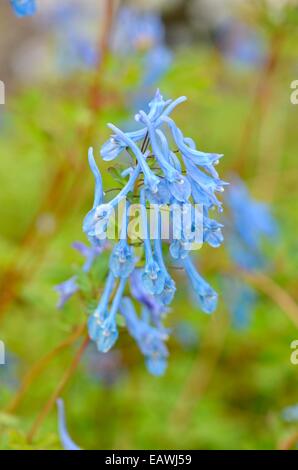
xmin=56 ymin=399 xmax=80 ymax=450
xmin=11 ymin=0 xmax=36 ymax=17
xmin=55 ymin=241 xmax=106 ymax=309
xmin=58 ymin=91 xmax=225 ymax=375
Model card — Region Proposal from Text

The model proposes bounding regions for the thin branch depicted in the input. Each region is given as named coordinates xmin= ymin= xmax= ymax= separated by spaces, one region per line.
xmin=27 ymin=334 xmax=90 ymax=444
xmin=5 ymin=323 xmax=86 ymax=414
xmin=278 ymin=431 xmax=298 ymax=450
xmin=242 ymin=271 xmax=298 ymax=329
xmin=169 ymin=311 xmax=230 ymax=430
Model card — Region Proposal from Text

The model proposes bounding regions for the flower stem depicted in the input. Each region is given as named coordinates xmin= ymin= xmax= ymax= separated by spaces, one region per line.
xmin=26 ymin=334 xmax=90 ymax=444
xmin=5 ymin=323 xmax=86 ymax=414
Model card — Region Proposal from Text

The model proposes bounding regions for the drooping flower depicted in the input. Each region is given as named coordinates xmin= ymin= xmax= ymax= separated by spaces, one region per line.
xmin=120 ymin=297 xmax=169 ymax=376
xmin=56 ymin=399 xmax=80 ymax=450
xmin=55 ymin=277 xmax=78 ymax=310
xmin=11 ymin=0 xmax=36 ymax=17
xmin=55 ymin=240 xmax=107 ymax=309
xmin=59 ymin=90 xmax=225 ymax=375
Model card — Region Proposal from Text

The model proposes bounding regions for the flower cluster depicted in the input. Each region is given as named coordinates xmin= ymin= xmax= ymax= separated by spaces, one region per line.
xmin=11 ymin=0 xmax=36 ymax=17
xmin=57 ymin=90 xmax=225 ymax=375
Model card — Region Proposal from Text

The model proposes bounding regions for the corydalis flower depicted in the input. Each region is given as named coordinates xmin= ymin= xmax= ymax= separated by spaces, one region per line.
xmin=56 ymin=399 xmax=80 ymax=450
xmin=55 ymin=241 xmax=106 ymax=309
xmin=120 ymin=297 xmax=169 ymax=376
xmin=66 ymin=91 xmax=224 ymax=375
xmin=11 ymin=0 xmax=36 ymax=17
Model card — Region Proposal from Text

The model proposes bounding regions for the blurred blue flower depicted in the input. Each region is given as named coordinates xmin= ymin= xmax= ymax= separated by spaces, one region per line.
xmin=214 ymin=20 xmax=266 ymax=70
xmin=174 ymin=321 xmax=199 ymax=351
xmin=55 ymin=277 xmax=78 ymax=310
xmin=222 ymin=277 xmax=257 ymax=329
xmin=282 ymin=404 xmax=298 ymax=423
xmin=142 ymin=45 xmax=173 ymax=87
xmin=111 ymin=7 xmax=173 ymax=113
xmin=222 ymin=177 xmax=278 ymax=329
xmin=11 ymin=0 xmax=36 ymax=17
xmin=225 ymin=177 xmax=278 ymax=271
xmin=111 ymin=7 xmax=165 ymax=56
xmin=84 ymin=346 xmax=125 ymax=387
xmin=56 ymin=399 xmax=80 ymax=450
xmin=0 ymin=351 xmax=19 ymax=390
xmin=40 ymin=3 xmax=99 ymax=73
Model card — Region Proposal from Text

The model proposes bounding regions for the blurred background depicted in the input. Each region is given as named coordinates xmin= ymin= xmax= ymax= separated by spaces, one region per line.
xmin=0 ymin=0 xmax=298 ymax=450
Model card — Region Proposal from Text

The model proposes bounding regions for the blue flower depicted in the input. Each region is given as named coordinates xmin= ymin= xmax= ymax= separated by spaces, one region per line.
xmin=56 ymin=399 xmax=80 ymax=450
xmin=130 ymin=269 xmax=166 ymax=327
xmin=100 ymin=91 xmax=186 ymax=162
xmin=88 ymin=272 xmax=115 ymax=341
xmin=89 ymin=277 xmax=127 ymax=353
xmin=110 ymin=241 xmax=135 ymax=279
xmin=154 ymin=208 xmax=176 ymax=305
xmin=109 ymin=202 xmax=135 ymax=278
xmin=107 ymin=123 xmax=160 ymax=194
xmin=55 ymin=240 xmax=106 ymax=308
xmin=140 ymin=190 xmax=166 ymax=295
xmin=203 ymin=210 xmax=224 ymax=248
xmin=120 ymin=297 xmax=168 ymax=376
xmin=55 ymin=277 xmax=78 ymax=309
xmin=183 ymin=256 xmax=218 ymax=314
xmin=11 ymin=0 xmax=36 ymax=17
